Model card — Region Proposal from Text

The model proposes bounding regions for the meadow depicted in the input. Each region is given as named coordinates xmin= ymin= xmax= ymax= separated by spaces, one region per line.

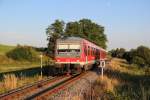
xmin=0 ymin=44 xmax=51 ymax=73
xmin=92 ymin=58 xmax=150 ymax=100
xmin=0 ymin=44 xmax=15 ymax=55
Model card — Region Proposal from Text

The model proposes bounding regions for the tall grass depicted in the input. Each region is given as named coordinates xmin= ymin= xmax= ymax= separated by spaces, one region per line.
xmin=0 ymin=74 xmax=47 ymax=94
xmin=3 ymin=74 xmax=17 ymax=90
xmin=92 ymin=58 xmax=150 ymax=100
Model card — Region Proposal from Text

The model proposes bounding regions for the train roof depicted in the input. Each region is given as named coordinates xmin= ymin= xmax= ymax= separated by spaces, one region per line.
xmin=57 ymin=37 xmax=82 ymax=41
xmin=57 ymin=36 xmax=107 ymax=52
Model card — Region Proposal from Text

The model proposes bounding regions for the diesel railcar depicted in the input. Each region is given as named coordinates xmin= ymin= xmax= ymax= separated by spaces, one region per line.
xmin=55 ymin=37 xmax=107 ymax=74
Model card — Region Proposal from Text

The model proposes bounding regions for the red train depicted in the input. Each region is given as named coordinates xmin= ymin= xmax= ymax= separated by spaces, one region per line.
xmin=55 ymin=37 xmax=107 ymax=74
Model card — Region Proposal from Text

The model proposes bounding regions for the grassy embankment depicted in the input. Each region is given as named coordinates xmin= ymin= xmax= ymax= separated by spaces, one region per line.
xmin=92 ymin=58 xmax=150 ymax=100
xmin=0 ymin=44 xmax=52 ymax=94
xmin=0 ymin=44 xmax=51 ymax=73
xmin=0 ymin=73 xmax=49 ymax=94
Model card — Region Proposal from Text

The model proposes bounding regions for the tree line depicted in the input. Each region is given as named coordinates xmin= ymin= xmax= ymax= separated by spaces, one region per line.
xmin=109 ymin=46 xmax=150 ymax=67
xmin=46 ymin=19 xmax=107 ymax=57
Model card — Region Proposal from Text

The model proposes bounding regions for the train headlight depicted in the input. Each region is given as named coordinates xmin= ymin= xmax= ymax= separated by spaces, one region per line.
xmin=57 ymin=60 xmax=60 ymax=62
xmin=77 ymin=60 xmax=79 ymax=62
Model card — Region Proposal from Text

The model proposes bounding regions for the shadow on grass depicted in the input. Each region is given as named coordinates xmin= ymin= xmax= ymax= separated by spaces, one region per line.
xmin=104 ymin=68 xmax=150 ymax=100
xmin=0 ymin=65 xmax=52 ymax=80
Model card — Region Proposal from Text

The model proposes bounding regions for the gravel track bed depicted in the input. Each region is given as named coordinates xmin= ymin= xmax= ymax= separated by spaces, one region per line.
xmin=49 ymin=70 xmax=99 ymax=100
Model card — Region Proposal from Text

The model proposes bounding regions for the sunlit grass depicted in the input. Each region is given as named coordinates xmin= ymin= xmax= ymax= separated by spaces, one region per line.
xmin=0 ymin=44 xmax=15 ymax=55
xmin=0 ymin=44 xmax=53 ymax=73
xmin=93 ymin=58 xmax=150 ymax=99
xmin=108 ymin=58 xmax=146 ymax=75
xmin=0 ymin=62 xmax=41 ymax=73
xmin=0 ymin=74 xmax=48 ymax=94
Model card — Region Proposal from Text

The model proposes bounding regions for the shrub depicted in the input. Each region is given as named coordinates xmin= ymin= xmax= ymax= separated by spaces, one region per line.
xmin=132 ymin=56 xmax=145 ymax=67
xmin=111 ymin=46 xmax=150 ymax=67
xmin=109 ymin=48 xmax=126 ymax=58
xmin=6 ymin=46 xmax=39 ymax=61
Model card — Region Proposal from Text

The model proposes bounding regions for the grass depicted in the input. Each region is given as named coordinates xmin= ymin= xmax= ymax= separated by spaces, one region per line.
xmin=0 ymin=44 xmax=53 ymax=73
xmin=0 ymin=62 xmax=41 ymax=73
xmin=0 ymin=44 xmax=15 ymax=55
xmin=0 ymin=74 xmax=48 ymax=94
xmin=92 ymin=58 xmax=150 ymax=100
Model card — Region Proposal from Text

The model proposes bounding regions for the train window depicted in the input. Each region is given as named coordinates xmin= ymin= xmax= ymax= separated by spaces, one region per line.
xmin=84 ymin=46 xmax=86 ymax=55
xmin=91 ymin=48 xmax=92 ymax=56
xmin=94 ymin=48 xmax=96 ymax=55
xmin=57 ymin=44 xmax=80 ymax=56
xmin=58 ymin=44 xmax=68 ymax=49
xmin=91 ymin=47 xmax=93 ymax=56
xmin=93 ymin=48 xmax=94 ymax=56
xmin=69 ymin=44 xmax=80 ymax=49
xmin=88 ymin=46 xmax=90 ymax=55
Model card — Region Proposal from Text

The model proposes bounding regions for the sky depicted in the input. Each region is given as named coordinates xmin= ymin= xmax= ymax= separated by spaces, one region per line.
xmin=0 ymin=0 xmax=150 ymax=50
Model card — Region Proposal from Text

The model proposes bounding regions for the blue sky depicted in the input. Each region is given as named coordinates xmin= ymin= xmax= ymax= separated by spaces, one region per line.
xmin=0 ymin=0 xmax=150 ymax=50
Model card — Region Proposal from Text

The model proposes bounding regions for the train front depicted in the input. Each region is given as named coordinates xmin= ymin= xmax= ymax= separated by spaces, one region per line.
xmin=55 ymin=37 xmax=82 ymax=74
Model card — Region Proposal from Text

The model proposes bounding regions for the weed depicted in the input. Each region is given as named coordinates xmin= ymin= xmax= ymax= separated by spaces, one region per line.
xmin=3 ymin=74 xmax=17 ymax=90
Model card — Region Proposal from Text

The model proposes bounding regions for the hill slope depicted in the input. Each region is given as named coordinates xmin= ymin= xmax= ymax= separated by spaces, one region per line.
xmin=0 ymin=44 xmax=51 ymax=73
xmin=0 ymin=44 xmax=15 ymax=55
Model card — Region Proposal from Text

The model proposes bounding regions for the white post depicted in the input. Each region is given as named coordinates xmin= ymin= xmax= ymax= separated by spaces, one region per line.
xmin=100 ymin=60 xmax=105 ymax=79
xmin=101 ymin=67 xmax=104 ymax=79
xmin=40 ymin=54 xmax=43 ymax=78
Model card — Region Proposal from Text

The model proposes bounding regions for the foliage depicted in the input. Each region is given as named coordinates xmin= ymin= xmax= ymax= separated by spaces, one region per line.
xmin=46 ymin=20 xmax=65 ymax=57
xmin=65 ymin=19 xmax=107 ymax=49
xmin=132 ymin=56 xmax=145 ymax=66
xmin=110 ymin=46 xmax=150 ymax=67
xmin=46 ymin=19 xmax=107 ymax=56
xmin=6 ymin=46 xmax=39 ymax=61
xmin=109 ymin=48 xmax=126 ymax=58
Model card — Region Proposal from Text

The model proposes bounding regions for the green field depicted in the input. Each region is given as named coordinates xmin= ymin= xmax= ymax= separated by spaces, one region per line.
xmin=0 ymin=44 xmax=51 ymax=73
xmin=0 ymin=44 xmax=15 ymax=55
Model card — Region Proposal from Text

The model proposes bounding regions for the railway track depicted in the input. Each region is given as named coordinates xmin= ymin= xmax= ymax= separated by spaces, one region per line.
xmin=0 ymin=75 xmax=71 ymax=100
xmin=0 ymin=72 xmax=88 ymax=100
xmin=30 ymin=72 xmax=88 ymax=100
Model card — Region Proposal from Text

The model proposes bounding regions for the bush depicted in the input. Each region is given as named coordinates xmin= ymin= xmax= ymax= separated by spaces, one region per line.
xmin=128 ymin=46 xmax=150 ymax=67
xmin=111 ymin=46 xmax=150 ymax=67
xmin=132 ymin=56 xmax=145 ymax=67
xmin=109 ymin=48 xmax=126 ymax=58
xmin=6 ymin=46 xmax=39 ymax=61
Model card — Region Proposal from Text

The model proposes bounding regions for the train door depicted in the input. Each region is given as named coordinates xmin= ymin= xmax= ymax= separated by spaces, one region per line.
xmin=85 ymin=46 xmax=88 ymax=64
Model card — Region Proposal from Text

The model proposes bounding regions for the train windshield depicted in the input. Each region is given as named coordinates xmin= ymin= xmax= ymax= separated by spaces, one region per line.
xmin=57 ymin=44 xmax=80 ymax=57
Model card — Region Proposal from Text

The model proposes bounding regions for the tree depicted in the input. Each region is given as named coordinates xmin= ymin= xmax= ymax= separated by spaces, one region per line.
xmin=134 ymin=46 xmax=150 ymax=66
xmin=109 ymin=48 xmax=126 ymax=58
xmin=118 ymin=48 xmax=126 ymax=58
xmin=65 ymin=19 xmax=107 ymax=49
xmin=46 ymin=19 xmax=107 ymax=56
xmin=6 ymin=46 xmax=39 ymax=61
xmin=123 ymin=46 xmax=150 ymax=67
xmin=132 ymin=56 xmax=145 ymax=67
xmin=65 ymin=21 xmax=82 ymax=37
xmin=46 ymin=20 xmax=64 ymax=57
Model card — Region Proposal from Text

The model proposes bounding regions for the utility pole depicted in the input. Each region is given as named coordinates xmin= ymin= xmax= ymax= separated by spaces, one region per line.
xmin=40 ymin=54 xmax=43 ymax=78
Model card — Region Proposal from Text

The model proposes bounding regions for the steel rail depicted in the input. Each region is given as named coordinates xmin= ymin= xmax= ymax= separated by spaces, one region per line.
xmin=0 ymin=75 xmax=69 ymax=100
xmin=32 ymin=72 xmax=88 ymax=100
